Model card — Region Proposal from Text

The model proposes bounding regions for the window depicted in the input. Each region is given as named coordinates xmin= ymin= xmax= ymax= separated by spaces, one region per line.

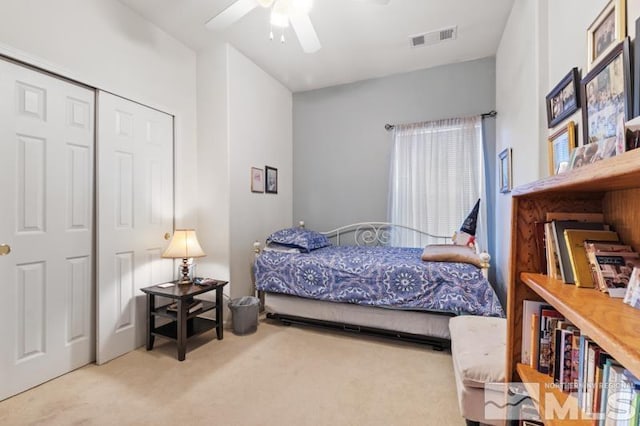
xmin=388 ymin=116 xmax=486 ymax=248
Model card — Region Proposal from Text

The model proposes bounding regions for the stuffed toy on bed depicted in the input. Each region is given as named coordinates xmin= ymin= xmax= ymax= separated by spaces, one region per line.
xmin=452 ymin=199 xmax=480 ymax=249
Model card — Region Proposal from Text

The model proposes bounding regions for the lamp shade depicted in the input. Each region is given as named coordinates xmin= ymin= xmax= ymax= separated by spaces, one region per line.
xmin=162 ymin=229 xmax=206 ymax=259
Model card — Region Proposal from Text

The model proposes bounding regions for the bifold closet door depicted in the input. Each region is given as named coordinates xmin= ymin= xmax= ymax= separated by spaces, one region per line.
xmin=0 ymin=59 xmax=95 ymax=401
xmin=96 ymin=92 xmax=174 ymax=364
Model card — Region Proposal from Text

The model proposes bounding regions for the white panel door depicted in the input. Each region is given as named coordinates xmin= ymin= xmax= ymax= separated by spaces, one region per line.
xmin=97 ymin=92 xmax=174 ymax=364
xmin=0 ymin=59 xmax=95 ymax=401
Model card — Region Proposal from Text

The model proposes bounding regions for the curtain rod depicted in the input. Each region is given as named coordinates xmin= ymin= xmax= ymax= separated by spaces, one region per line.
xmin=384 ymin=110 xmax=497 ymax=131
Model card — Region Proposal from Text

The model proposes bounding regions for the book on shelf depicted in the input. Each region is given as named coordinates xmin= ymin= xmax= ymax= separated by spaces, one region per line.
xmin=548 ymin=317 xmax=562 ymax=380
xmin=538 ymin=306 xmax=564 ymax=374
xmin=622 ymin=266 xmax=640 ymax=308
xmin=558 ymin=328 xmax=579 ymax=392
xmin=591 ymin=251 xmax=640 ymax=297
xmin=166 ymin=300 xmax=204 ymax=314
xmin=585 ymin=342 xmax=602 ymax=415
xmin=592 ymin=350 xmax=612 ymax=416
xmin=521 ymin=300 xmax=546 ymax=365
xmin=545 ymin=212 xmax=605 ymax=223
xmin=551 ymin=220 xmax=608 ymax=284
xmin=563 ymin=230 xmax=619 ymax=288
xmin=570 ymin=331 xmax=581 ymax=392
xmin=584 ymin=241 xmax=634 ymax=291
xmin=597 ymin=357 xmax=619 ymax=426
xmin=544 ymin=223 xmax=562 ymax=279
xmin=534 ymin=221 xmax=547 ymax=274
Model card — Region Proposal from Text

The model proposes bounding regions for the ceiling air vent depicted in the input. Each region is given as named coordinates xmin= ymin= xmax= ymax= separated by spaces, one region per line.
xmin=409 ymin=26 xmax=457 ymax=48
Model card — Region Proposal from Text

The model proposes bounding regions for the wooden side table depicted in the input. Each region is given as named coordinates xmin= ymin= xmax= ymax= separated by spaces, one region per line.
xmin=141 ymin=279 xmax=228 ymax=361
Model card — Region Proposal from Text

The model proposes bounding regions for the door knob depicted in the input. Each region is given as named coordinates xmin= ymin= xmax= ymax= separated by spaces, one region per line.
xmin=164 ymin=233 xmax=171 ymax=241
xmin=0 ymin=244 xmax=10 ymax=256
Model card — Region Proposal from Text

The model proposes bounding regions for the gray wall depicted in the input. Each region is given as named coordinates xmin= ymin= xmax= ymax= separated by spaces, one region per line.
xmin=293 ymin=57 xmax=497 ymax=281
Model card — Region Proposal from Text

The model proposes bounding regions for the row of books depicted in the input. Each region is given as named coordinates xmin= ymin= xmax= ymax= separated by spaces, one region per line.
xmin=522 ymin=301 xmax=640 ymax=424
xmin=534 ymin=211 xmax=640 ymax=298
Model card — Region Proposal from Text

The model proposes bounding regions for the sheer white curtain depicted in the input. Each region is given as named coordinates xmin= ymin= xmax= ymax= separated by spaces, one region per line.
xmin=388 ymin=116 xmax=487 ymax=249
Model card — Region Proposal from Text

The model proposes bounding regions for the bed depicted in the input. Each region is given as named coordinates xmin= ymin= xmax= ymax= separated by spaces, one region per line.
xmin=253 ymin=222 xmax=504 ymax=350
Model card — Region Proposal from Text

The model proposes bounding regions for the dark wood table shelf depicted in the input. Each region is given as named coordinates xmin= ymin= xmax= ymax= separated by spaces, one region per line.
xmin=141 ymin=279 xmax=228 ymax=361
xmin=153 ymin=300 xmax=217 ymax=320
xmin=152 ymin=317 xmax=217 ymax=341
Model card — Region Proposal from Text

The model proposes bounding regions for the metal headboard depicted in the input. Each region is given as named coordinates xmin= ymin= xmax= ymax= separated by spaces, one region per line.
xmin=307 ymin=221 xmax=451 ymax=247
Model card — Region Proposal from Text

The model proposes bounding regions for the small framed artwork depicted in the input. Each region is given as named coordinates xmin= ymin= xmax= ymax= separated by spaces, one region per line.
xmin=251 ymin=167 xmax=264 ymax=193
xmin=498 ymin=148 xmax=512 ymax=194
xmin=545 ymin=68 xmax=580 ymax=128
xmin=265 ymin=165 xmax=278 ymax=194
xmin=586 ymin=0 xmax=626 ymax=70
xmin=548 ymin=121 xmax=576 ymax=175
xmin=580 ymin=37 xmax=632 ymax=148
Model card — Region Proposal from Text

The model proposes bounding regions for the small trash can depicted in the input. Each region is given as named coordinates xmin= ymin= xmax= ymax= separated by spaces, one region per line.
xmin=228 ymin=296 xmax=259 ymax=335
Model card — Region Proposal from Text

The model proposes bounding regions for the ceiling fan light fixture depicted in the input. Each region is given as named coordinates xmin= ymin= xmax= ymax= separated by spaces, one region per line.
xmin=270 ymin=10 xmax=289 ymax=27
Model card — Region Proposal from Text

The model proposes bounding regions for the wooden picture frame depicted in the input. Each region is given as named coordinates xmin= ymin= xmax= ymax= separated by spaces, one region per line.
xmin=498 ymin=148 xmax=512 ymax=194
xmin=265 ymin=165 xmax=278 ymax=194
xmin=580 ymin=37 xmax=632 ymax=147
xmin=251 ymin=167 xmax=264 ymax=193
xmin=586 ymin=0 xmax=626 ymax=70
xmin=546 ymin=68 xmax=580 ymax=128
xmin=548 ymin=121 xmax=576 ymax=175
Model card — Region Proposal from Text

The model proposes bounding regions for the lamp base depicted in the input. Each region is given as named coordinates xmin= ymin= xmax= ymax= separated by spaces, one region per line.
xmin=178 ymin=258 xmax=192 ymax=285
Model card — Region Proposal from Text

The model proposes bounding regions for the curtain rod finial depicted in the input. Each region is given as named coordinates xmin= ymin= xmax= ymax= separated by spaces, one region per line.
xmin=385 ymin=124 xmax=394 ymax=131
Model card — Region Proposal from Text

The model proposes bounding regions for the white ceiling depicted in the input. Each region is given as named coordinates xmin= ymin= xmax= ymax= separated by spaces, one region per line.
xmin=118 ymin=0 xmax=515 ymax=92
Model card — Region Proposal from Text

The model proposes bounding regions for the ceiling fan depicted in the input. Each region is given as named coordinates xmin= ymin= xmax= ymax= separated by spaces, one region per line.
xmin=205 ymin=0 xmax=391 ymax=54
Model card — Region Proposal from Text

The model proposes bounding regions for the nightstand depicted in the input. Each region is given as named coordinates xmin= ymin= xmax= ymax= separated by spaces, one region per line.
xmin=141 ymin=279 xmax=228 ymax=361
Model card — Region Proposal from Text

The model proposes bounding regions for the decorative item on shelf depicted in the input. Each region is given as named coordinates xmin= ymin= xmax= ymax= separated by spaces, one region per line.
xmin=251 ymin=167 xmax=264 ymax=193
xmin=265 ymin=165 xmax=278 ymax=194
xmin=162 ymin=229 xmax=206 ymax=285
xmin=546 ymin=68 xmax=580 ymax=128
xmin=586 ymin=0 xmax=626 ymax=71
xmin=626 ymin=116 xmax=640 ymax=151
xmin=498 ymin=148 xmax=512 ymax=194
xmin=580 ymin=37 xmax=632 ymax=150
xmin=548 ymin=121 xmax=576 ymax=175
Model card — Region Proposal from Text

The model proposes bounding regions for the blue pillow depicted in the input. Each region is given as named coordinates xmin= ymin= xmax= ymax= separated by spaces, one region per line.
xmin=266 ymin=228 xmax=331 ymax=253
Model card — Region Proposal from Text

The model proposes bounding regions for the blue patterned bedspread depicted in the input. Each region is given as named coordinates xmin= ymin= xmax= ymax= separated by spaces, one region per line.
xmin=255 ymin=246 xmax=504 ymax=317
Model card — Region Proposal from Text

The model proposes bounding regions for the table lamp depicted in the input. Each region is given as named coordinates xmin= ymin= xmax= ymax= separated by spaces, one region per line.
xmin=162 ymin=229 xmax=206 ymax=284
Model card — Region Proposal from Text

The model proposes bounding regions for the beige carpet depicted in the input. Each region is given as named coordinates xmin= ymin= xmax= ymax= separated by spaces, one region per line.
xmin=0 ymin=319 xmax=463 ymax=426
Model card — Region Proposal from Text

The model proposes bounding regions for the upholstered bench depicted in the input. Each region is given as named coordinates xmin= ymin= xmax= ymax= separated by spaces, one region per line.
xmin=449 ymin=315 xmax=506 ymax=426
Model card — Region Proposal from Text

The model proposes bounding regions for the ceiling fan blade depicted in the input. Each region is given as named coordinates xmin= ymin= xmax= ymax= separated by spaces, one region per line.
xmin=352 ymin=0 xmax=390 ymax=4
xmin=289 ymin=13 xmax=321 ymax=53
xmin=205 ymin=0 xmax=259 ymax=31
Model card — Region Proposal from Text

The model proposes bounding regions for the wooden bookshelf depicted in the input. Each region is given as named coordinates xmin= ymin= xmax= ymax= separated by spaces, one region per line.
xmin=506 ymin=149 xmax=640 ymax=424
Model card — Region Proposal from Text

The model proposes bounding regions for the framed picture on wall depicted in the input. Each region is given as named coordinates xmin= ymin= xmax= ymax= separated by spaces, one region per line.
xmin=265 ymin=165 xmax=278 ymax=194
xmin=498 ymin=148 xmax=512 ymax=194
xmin=545 ymin=67 xmax=580 ymax=128
xmin=548 ymin=121 xmax=576 ymax=175
xmin=251 ymin=167 xmax=264 ymax=193
xmin=580 ymin=37 xmax=632 ymax=148
xmin=586 ymin=0 xmax=626 ymax=70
